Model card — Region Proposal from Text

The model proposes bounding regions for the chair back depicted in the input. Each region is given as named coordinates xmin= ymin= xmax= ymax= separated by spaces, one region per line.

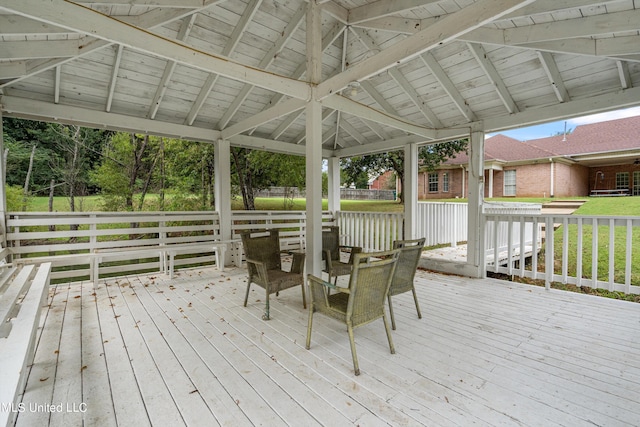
xmin=390 ymin=238 xmax=425 ymax=295
xmin=322 ymin=226 xmax=341 ymax=261
xmin=241 ymin=230 xmax=281 ymax=271
xmin=347 ymin=249 xmax=400 ymax=326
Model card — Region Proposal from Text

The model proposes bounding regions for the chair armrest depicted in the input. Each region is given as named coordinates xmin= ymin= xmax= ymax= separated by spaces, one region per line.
xmin=245 ymin=257 xmax=270 ymax=284
xmin=307 ymin=274 xmax=350 ymax=293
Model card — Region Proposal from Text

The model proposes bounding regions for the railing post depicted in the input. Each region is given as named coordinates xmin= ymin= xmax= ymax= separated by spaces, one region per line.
xmin=545 ymin=216 xmax=554 ymax=290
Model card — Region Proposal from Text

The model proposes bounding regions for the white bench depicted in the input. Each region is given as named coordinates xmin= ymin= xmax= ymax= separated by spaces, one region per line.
xmin=0 ymin=262 xmax=52 ymax=427
xmin=164 ymin=239 xmax=241 ymax=278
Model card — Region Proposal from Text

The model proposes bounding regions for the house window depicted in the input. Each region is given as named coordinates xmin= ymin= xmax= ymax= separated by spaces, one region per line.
xmin=428 ymin=173 xmax=438 ymax=192
xmin=616 ymin=172 xmax=629 ymax=190
xmin=634 ymin=171 xmax=640 ymax=196
xmin=443 ymin=172 xmax=449 ymax=192
xmin=504 ymin=170 xmax=516 ymax=196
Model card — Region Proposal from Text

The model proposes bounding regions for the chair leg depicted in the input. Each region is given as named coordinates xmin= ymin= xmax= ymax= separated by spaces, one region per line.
xmin=411 ymin=287 xmax=422 ymax=319
xmin=347 ymin=324 xmax=360 ymax=376
xmin=263 ymin=291 xmax=270 ymax=320
xmin=387 ymin=294 xmax=397 ymax=330
xmin=243 ymin=282 xmax=251 ymax=307
xmin=300 ymin=281 xmax=307 ymax=309
xmin=382 ymin=312 xmax=396 ymax=355
xmin=305 ymin=304 xmax=313 ymax=350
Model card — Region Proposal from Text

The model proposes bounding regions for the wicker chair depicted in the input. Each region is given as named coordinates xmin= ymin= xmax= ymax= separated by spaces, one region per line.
xmin=388 ymin=238 xmax=426 ymax=330
xmin=322 ymin=226 xmax=362 ymax=284
xmin=241 ymin=229 xmax=306 ymax=320
xmin=306 ymin=249 xmax=400 ymax=375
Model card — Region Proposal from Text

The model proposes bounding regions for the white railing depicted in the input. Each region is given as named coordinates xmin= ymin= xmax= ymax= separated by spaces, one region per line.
xmin=6 ymin=211 xmax=222 ymax=282
xmin=335 ymin=211 xmax=404 ymax=251
xmin=417 ymin=202 xmax=467 ymax=246
xmin=230 ymin=210 xmax=335 ymax=252
xmin=484 ymin=213 xmax=640 ymax=295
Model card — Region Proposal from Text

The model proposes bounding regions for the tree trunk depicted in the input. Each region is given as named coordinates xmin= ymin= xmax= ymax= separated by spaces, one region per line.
xmin=22 ymin=145 xmax=36 ymax=211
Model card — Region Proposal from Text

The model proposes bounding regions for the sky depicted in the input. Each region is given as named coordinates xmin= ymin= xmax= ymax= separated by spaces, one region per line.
xmin=487 ymin=106 xmax=640 ymax=141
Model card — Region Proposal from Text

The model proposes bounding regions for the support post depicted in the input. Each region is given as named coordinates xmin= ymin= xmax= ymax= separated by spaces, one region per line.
xmin=305 ymin=0 xmax=323 ymax=277
xmin=214 ymin=139 xmax=233 ymax=263
xmin=0 ymin=110 xmax=7 ymax=250
xmin=404 ymin=142 xmax=418 ymax=241
xmin=466 ymin=127 xmax=486 ymax=278
xmin=327 ymin=156 xmax=340 ymax=214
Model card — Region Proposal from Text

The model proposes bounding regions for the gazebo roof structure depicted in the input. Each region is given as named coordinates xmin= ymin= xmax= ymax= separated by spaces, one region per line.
xmin=1 ymin=0 xmax=639 ymax=157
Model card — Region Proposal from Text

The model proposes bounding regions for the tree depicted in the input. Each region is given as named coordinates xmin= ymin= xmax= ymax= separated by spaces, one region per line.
xmin=91 ymin=132 xmax=159 ymax=211
xmin=249 ymin=151 xmax=306 ymax=209
xmin=341 ymin=139 xmax=468 ymax=202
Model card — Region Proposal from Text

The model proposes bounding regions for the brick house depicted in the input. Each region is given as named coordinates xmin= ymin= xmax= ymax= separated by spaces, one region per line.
xmin=417 ymin=115 xmax=640 ymax=199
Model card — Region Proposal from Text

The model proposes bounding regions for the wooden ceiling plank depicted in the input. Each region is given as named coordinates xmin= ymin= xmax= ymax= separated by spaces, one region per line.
xmin=467 ymin=42 xmax=519 ymax=114
xmin=317 ymin=0 xmax=537 ymax=99
xmin=2 ymin=0 xmax=310 ymax=100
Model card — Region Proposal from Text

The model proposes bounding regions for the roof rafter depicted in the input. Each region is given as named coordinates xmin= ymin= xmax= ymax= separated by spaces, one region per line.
xmin=421 ymin=52 xmax=477 ymax=122
xmin=0 ymin=40 xmax=80 ymax=60
xmin=317 ymin=0 xmax=537 ymax=99
xmin=537 ymin=51 xmax=570 ymax=103
xmin=467 ymin=42 xmax=519 ymax=114
xmin=1 ymin=0 xmax=310 ymax=100
xmin=105 ymin=45 xmax=123 ymax=112
xmin=348 ymin=0 xmax=441 ymax=25
xmin=217 ymin=1 xmax=306 ymax=130
xmin=148 ymin=14 xmax=196 ymax=119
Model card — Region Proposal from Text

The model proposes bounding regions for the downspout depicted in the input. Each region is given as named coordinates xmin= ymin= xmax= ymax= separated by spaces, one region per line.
xmin=549 ymin=158 xmax=554 ymax=198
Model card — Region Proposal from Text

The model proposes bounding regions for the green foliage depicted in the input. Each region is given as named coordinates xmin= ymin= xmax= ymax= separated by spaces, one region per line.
xmin=5 ymin=185 xmax=30 ymax=211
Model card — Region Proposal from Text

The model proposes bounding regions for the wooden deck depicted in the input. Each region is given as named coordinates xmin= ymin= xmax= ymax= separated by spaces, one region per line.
xmin=15 ymin=266 xmax=640 ymax=426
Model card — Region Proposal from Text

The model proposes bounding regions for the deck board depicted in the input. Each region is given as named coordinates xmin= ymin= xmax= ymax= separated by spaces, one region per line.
xmin=15 ymin=266 xmax=640 ymax=426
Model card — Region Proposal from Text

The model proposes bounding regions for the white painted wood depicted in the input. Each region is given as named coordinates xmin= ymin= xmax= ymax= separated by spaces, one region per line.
xmin=14 ymin=266 xmax=640 ymax=426
xmin=0 ymin=263 xmax=50 ymax=427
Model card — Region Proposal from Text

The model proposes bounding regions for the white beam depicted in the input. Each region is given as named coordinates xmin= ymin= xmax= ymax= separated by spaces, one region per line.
xmin=334 ymin=134 xmax=425 ymax=158
xmin=359 ymin=81 xmax=398 ymax=115
xmin=228 ymin=134 xmax=320 ymax=156
xmin=537 ymin=51 xmax=570 ymax=103
xmin=0 ymin=40 xmax=79 ymax=60
xmin=388 ymin=67 xmax=442 ymax=127
xmin=617 ymin=61 xmax=632 ymax=89
xmin=106 ymin=45 xmax=124 ymax=113
xmin=220 ymin=98 xmax=306 ymax=140
xmin=0 ymin=0 xmax=224 ymax=89
xmin=148 ymin=15 xmax=196 ymax=119
xmin=2 ymin=0 xmax=311 ymax=100
xmin=54 ymin=66 xmax=61 ymax=104
xmin=338 ymin=118 xmax=367 ymax=146
xmin=467 ymin=43 xmax=519 ymax=114
xmin=317 ymin=0 xmax=537 ymax=99
xmin=0 ymin=16 xmax=67 ymax=35
xmin=349 ymin=0 xmax=440 ymax=25
xmin=421 ymin=52 xmax=477 ymax=122
xmin=327 ymin=156 xmax=341 ymax=213
xmin=218 ymin=1 xmax=305 ymax=130
xmin=184 ymin=74 xmax=218 ymax=126
xmin=76 ymin=0 xmax=207 ymax=6
xmin=503 ymin=9 xmax=640 ymax=45
xmin=323 ymin=95 xmax=436 ymax=139
xmin=1 ymin=96 xmax=220 ymax=143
